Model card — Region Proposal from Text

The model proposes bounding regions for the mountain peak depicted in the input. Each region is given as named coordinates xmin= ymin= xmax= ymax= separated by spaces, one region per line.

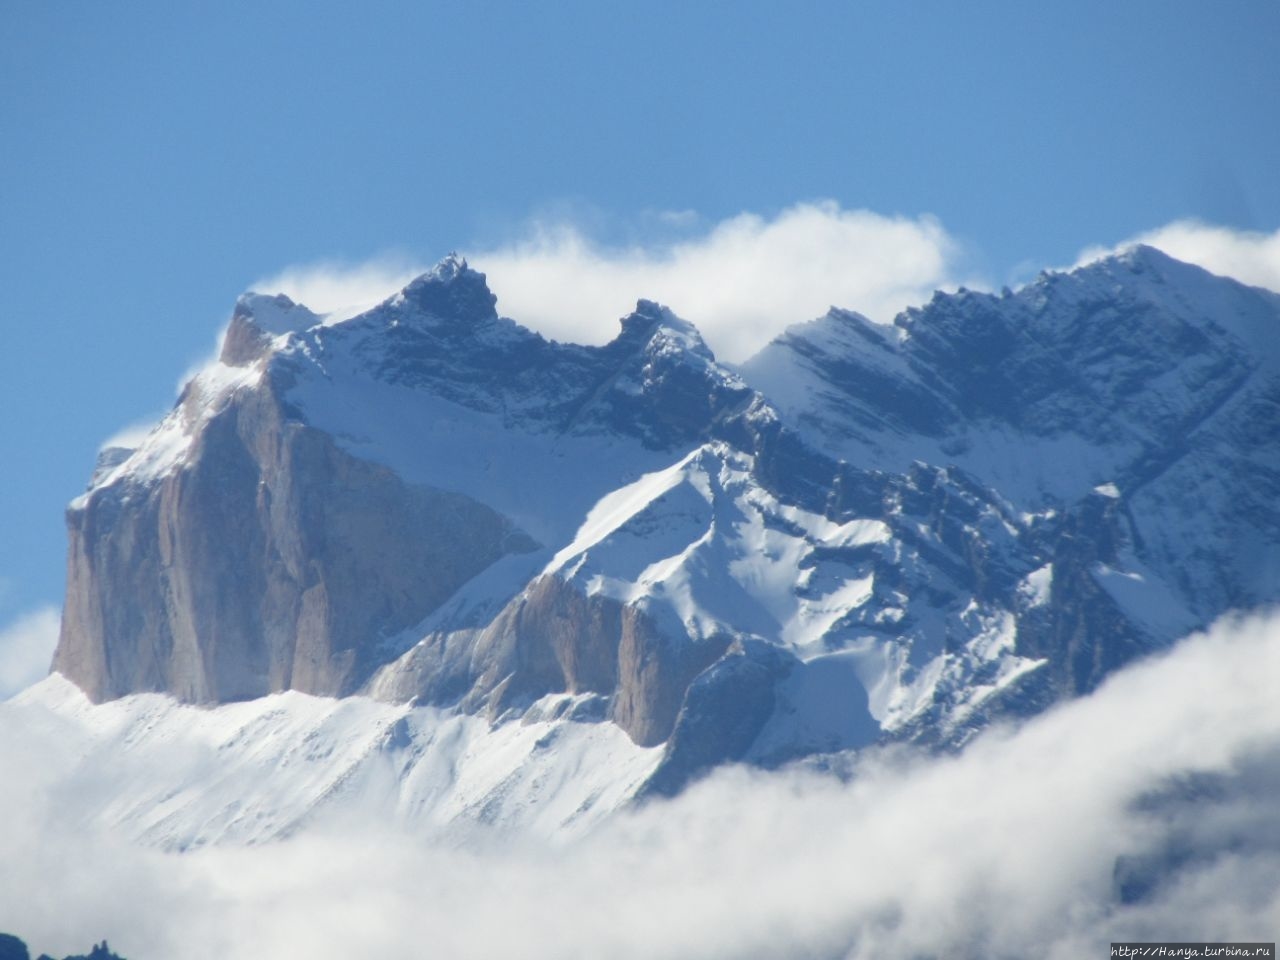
xmin=1076 ymin=242 xmax=1183 ymax=283
xmin=426 ymin=251 xmax=469 ymax=282
xmin=221 ymin=292 xmax=322 ymax=365
xmin=398 ymin=254 xmax=498 ymax=324
xmin=1117 ymin=242 xmax=1172 ymax=268
xmin=620 ymin=298 xmax=677 ymax=332
xmin=618 ymin=299 xmax=714 ymax=361
xmin=1052 ymin=243 xmax=1203 ymax=291
xmin=232 ymin=292 xmax=322 ymax=334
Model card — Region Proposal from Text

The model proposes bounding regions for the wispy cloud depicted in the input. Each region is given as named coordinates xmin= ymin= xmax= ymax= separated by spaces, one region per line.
xmin=0 ymin=606 xmax=59 ymax=699
xmin=2 ymin=613 xmax=1279 ymax=958
xmin=251 ymin=256 xmax=428 ymax=323
xmin=250 ymin=203 xmax=971 ymax=363
xmin=101 ymin=418 xmax=163 ymax=451
xmin=1076 ymin=220 xmax=1280 ymax=293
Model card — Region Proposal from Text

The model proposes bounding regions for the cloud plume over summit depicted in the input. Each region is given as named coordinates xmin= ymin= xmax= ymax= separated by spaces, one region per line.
xmin=255 ymin=212 xmax=1280 ymax=367
xmin=1076 ymin=220 xmax=1280 ymax=294
xmin=254 ymin=203 xmax=970 ymax=362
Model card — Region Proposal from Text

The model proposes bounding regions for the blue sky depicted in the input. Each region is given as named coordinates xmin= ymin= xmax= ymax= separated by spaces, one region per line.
xmin=2 ymin=0 xmax=1279 ymax=681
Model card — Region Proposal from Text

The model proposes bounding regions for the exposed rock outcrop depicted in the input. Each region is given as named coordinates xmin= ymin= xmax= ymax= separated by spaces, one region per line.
xmin=368 ymin=574 xmax=733 ymax=748
xmin=57 ymin=374 xmax=536 ymax=702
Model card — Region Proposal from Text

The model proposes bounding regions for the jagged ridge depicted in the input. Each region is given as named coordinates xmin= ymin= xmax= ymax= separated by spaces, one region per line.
xmin=49 ymin=248 xmax=1280 ymax=815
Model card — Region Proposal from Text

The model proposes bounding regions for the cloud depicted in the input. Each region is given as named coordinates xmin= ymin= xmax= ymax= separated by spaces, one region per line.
xmin=101 ymin=418 xmax=163 ymax=451
xmin=0 ymin=607 xmax=59 ymax=700
xmin=471 ymin=202 xmax=967 ymax=362
xmin=251 ymin=256 xmax=428 ymax=323
xmin=1076 ymin=220 xmax=1280 ymax=293
xmin=250 ymin=203 xmax=970 ymax=364
xmin=3 ymin=612 xmax=1280 ymax=958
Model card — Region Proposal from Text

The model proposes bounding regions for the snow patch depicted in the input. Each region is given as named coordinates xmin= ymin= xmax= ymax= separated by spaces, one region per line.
xmin=235 ymin=292 xmax=323 ymax=336
xmin=1018 ymin=563 xmax=1054 ymax=608
xmin=1091 ymin=560 xmax=1200 ymax=638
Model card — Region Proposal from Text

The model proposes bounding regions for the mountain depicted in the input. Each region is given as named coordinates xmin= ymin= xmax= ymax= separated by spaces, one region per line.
xmin=36 ymin=246 xmax=1280 ymax=840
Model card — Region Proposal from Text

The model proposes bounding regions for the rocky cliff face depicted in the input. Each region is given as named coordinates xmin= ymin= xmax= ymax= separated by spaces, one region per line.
xmin=57 ymin=367 xmax=535 ymax=703
xmin=52 ymin=249 xmax=1280 ymax=786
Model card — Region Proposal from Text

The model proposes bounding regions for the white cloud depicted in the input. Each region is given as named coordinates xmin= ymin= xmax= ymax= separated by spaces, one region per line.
xmin=0 ymin=606 xmax=59 ymax=699
xmin=251 ymin=256 xmax=428 ymax=323
xmin=471 ymin=202 xmax=967 ymax=362
xmin=2 ymin=613 xmax=1280 ymax=958
xmin=166 ymin=323 xmax=234 ymax=403
xmin=1076 ymin=220 xmax=1280 ymax=293
xmin=101 ymin=417 xmax=163 ymax=451
xmin=250 ymin=204 xmax=970 ymax=364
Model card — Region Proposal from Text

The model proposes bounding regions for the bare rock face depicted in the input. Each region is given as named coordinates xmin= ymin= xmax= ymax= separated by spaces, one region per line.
xmin=641 ymin=639 xmax=793 ymax=797
xmin=368 ymin=574 xmax=732 ymax=748
xmin=56 ymin=376 xmax=536 ymax=703
xmin=612 ymin=613 xmax=730 ymax=747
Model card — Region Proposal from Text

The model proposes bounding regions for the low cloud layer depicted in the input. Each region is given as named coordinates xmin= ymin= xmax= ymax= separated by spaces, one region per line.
xmin=253 ymin=203 xmax=968 ymax=363
xmin=1077 ymin=220 xmax=1280 ymax=294
xmin=0 ymin=607 xmax=59 ymax=700
xmin=2 ymin=612 xmax=1279 ymax=958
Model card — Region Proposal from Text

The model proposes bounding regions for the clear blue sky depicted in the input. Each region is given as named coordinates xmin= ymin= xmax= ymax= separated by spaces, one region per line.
xmin=2 ymin=0 xmax=1278 ymax=629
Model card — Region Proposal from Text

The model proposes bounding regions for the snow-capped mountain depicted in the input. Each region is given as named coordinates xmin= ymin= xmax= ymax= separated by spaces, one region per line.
xmin=743 ymin=246 xmax=1280 ymax=618
xmin=34 ymin=246 xmax=1280 ymax=844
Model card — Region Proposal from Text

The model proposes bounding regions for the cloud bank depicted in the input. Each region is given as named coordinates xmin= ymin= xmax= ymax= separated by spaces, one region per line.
xmin=1077 ymin=220 xmax=1280 ymax=294
xmin=253 ymin=203 xmax=969 ymax=363
xmin=0 ymin=607 xmax=59 ymax=700
xmin=2 ymin=613 xmax=1279 ymax=958
xmin=469 ymin=203 xmax=966 ymax=362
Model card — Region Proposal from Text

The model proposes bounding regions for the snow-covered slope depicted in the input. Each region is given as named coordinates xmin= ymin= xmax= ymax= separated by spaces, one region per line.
xmin=744 ymin=247 xmax=1275 ymax=500
xmin=43 ymin=247 xmax=1280 ymax=834
xmin=742 ymin=245 xmax=1280 ymax=619
xmin=274 ymin=259 xmax=752 ymax=548
xmin=7 ymin=673 xmax=657 ymax=848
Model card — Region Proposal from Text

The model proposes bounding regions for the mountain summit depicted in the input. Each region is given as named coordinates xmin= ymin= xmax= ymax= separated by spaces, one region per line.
xmin=47 ymin=249 xmax=1280 ymax=827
